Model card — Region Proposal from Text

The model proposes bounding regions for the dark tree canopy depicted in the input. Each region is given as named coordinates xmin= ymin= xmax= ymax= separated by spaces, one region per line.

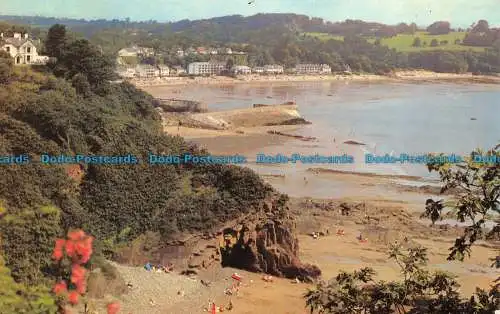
xmin=44 ymin=24 xmax=68 ymax=60
xmin=427 ymin=21 xmax=451 ymax=35
xmin=412 ymin=37 xmax=422 ymax=47
xmin=472 ymin=20 xmax=490 ymax=33
xmin=0 ymin=51 xmax=14 ymax=84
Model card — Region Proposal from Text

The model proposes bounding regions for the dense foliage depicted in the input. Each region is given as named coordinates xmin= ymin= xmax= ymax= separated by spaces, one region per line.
xmin=304 ymin=148 xmax=500 ymax=313
xmin=423 ymin=147 xmax=499 ymax=268
xmin=0 ymin=23 xmax=275 ymax=312
xmin=305 ymin=243 xmax=498 ymax=314
xmin=426 ymin=21 xmax=451 ymax=35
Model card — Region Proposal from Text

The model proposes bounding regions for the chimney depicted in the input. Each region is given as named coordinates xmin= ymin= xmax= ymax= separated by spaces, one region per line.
xmin=13 ymin=32 xmax=21 ymax=39
xmin=24 ymin=33 xmax=28 ymax=39
xmin=0 ymin=33 xmax=3 ymax=39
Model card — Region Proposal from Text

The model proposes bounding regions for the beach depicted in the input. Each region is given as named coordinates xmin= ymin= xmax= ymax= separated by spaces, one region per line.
xmin=109 ymin=77 xmax=500 ymax=314
xmin=133 ymin=73 xmax=390 ymax=87
xmin=133 ymin=70 xmax=500 ymax=89
xmin=110 ymin=195 xmax=499 ymax=314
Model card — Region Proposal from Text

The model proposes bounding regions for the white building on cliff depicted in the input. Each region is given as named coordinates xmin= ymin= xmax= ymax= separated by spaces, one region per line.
xmin=0 ymin=32 xmax=49 ymax=65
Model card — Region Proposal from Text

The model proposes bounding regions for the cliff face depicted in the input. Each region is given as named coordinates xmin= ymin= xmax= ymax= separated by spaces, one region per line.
xmin=188 ymin=194 xmax=321 ymax=281
xmin=222 ymin=217 xmax=321 ymax=281
xmin=155 ymin=194 xmax=320 ymax=281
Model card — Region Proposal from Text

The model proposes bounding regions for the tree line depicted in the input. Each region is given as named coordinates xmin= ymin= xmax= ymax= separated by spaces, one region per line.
xmin=2 ymin=15 xmax=500 ymax=74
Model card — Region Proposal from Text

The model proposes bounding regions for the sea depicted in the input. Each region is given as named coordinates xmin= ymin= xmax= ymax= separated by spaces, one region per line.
xmin=153 ymin=81 xmax=500 ymax=179
xmin=154 ymin=81 xmax=500 ymax=177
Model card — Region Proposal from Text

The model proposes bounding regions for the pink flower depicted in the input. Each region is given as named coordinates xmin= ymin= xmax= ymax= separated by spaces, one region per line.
xmin=68 ymin=230 xmax=85 ymax=241
xmin=107 ymin=302 xmax=120 ymax=314
xmin=75 ymin=279 xmax=86 ymax=294
xmin=68 ymin=291 xmax=79 ymax=305
xmin=53 ymin=281 xmax=67 ymax=295
xmin=65 ymin=240 xmax=75 ymax=257
xmin=70 ymin=264 xmax=86 ymax=285
xmin=52 ymin=239 xmax=66 ymax=261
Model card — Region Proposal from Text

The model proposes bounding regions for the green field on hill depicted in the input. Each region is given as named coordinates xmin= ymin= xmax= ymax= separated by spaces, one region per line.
xmin=303 ymin=31 xmax=488 ymax=52
xmin=302 ymin=32 xmax=344 ymax=42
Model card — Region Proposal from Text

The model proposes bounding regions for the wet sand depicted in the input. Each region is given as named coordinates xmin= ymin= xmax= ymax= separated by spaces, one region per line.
xmin=101 ymin=145 xmax=500 ymax=314
xmin=164 ymin=123 xmax=440 ymax=201
xmin=164 ymin=125 xmax=299 ymax=154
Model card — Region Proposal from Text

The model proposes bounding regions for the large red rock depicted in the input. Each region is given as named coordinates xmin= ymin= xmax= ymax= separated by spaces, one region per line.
xmin=220 ymin=195 xmax=321 ymax=282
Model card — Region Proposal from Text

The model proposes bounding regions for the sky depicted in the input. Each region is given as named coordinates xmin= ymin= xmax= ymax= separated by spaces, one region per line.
xmin=0 ymin=0 xmax=499 ymax=27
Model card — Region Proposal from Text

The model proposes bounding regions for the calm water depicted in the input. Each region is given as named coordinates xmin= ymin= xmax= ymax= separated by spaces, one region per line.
xmin=151 ymin=81 xmax=500 ymax=178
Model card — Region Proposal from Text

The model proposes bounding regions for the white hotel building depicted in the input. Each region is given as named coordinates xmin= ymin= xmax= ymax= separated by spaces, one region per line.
xmin=295 ymin=64 xmax=332 ymax=74
xmin=263 ymin=64 xmax=284 ymax=74
xmin=187 ymin=62 xmax=226 ymax=75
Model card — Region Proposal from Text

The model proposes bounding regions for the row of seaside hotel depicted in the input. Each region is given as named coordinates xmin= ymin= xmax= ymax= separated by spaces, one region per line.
xmin=185 ymin=62 xmax=334 ymax=75
xmin=117 ymin=62 xmax=336 ymax=78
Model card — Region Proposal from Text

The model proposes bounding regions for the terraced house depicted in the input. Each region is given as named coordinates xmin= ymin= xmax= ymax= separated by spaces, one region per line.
xmin=0 ymin=32 xmax=49 ymax=65
xmin=295 ymin=63 xmax=332 ymax=74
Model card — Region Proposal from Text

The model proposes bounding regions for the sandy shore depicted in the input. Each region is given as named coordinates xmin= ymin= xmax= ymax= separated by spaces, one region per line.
xmin=132 ymin=70 xmax=500 ymax=88
xmin=132 ymin=73 xmax=389 ymax=87
xmin=101 ymin=196 xmax=499 ymax=314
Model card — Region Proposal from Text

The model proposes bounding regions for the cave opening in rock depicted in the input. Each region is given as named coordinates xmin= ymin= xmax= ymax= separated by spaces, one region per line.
xmin=219 ymin=227 xmax=259 ymax=271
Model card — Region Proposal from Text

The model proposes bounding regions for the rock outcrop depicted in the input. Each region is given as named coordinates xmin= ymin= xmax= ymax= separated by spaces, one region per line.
xmin=154 ymin=98 xmax=207 ymax=113
xmin=161 ymin=193 xmax=321 ymax=282
xmin=219 ymin=194 xmax=321 ymax=282
xmin=267 ymin=130 xmax=316 ymax=141
xmin=253 ymin=101 xmax=296 ymax=108
xmin=159 ymin=104 xmax=311 ymax=130
xmin=187 ymin=104 xmax=307 ymax=129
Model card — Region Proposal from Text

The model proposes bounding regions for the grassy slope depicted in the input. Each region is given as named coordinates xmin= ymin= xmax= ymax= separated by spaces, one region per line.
xmin=303 ymin=31 xmax=488 ymax=52
xmin=302 ymin=32 xmax=344 ymax=42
